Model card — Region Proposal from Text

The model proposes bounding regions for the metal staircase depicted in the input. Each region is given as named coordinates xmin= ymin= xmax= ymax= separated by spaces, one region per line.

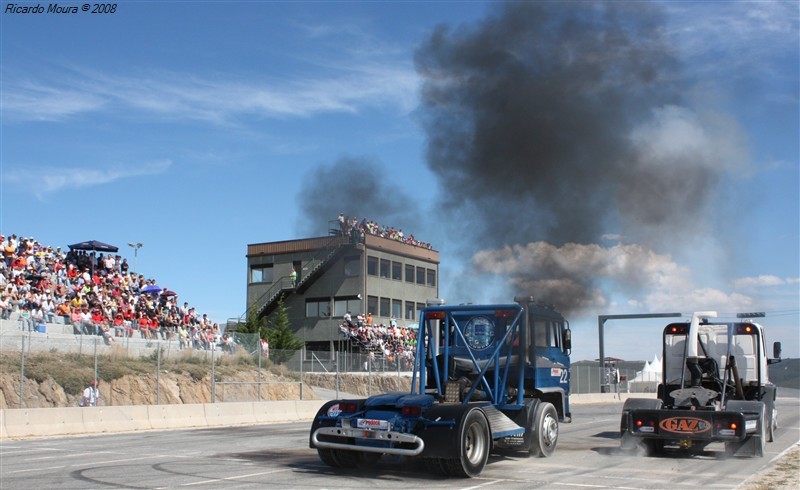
xmin=248 ymin=234 xmax=352 ymax=319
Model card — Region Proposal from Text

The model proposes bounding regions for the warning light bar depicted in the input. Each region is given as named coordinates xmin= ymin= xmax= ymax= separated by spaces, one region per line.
xmin=426 ymin=311 xmax=446 ymax=320
xmin=736 ymin=312 xmax=765 ymax=318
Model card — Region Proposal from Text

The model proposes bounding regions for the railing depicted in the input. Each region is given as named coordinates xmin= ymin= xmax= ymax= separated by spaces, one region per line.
xmin=242 ymin=233 xmax=352 ymax=322
xmin=310 ymin=352 xmax=330 ymax=373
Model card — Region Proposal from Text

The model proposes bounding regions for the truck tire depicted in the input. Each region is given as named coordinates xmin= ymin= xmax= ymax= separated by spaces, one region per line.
xmin=317 ymin=448 xmax=340 ymax=468
xmin=530 ymin=402 xmax=558 ymax=458
xmin=446 ymin=408 xmax=491 ymax=477
xmin=356 ymin=451 xmax=382 ymax=467
xmin=768 ymin=406 xmax=777 ymax=443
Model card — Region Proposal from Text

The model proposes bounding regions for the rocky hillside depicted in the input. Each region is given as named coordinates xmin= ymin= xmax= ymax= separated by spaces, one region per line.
xmin=0 ymin=371 xmax=415 ymax=409
xmin=0 ymin=370 xmax=317 ymax=409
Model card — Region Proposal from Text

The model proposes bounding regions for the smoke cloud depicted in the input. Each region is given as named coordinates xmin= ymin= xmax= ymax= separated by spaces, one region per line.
xmin=296 ymin=156 xmax=420 ymax=237
xmin=415 ymin=2 xmax=746 ymax=313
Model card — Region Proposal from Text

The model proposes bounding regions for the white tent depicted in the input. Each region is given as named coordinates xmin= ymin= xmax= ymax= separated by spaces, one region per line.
xmin=631 ymin=355 xmax=662 ymax=384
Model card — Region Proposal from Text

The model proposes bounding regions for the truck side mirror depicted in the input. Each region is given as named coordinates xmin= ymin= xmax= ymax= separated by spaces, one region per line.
xmin=563 ymin=329 xmax=572 ymax=351
xmin=773 ymin=341 xmax=782 ymax=359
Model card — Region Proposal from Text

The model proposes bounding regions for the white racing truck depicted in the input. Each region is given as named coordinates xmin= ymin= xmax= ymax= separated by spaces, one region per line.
xmin=620 ymin=311 xmax=781 ymax=457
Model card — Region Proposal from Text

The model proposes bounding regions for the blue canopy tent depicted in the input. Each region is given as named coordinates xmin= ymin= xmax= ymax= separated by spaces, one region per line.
xmin=68 ymin=240 xmax=119 ymax=253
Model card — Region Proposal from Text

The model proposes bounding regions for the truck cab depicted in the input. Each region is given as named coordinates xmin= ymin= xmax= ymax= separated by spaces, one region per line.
xmin=621 ymin=311 xmax=780 ymax=457
xmin=310 ymin=297 xmax=573 ymax=477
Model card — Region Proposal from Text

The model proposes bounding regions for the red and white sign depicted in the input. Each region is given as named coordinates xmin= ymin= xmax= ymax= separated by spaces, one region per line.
xmin=356 ymin=418 xmax=390 ymax=431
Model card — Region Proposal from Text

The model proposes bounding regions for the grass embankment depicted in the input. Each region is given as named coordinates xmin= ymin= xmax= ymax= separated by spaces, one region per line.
xmin=1 ymin=347 xmax=294 ymax=396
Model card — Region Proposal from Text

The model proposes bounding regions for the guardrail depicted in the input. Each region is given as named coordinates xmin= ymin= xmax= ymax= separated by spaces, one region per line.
xmin=0 ymin=393 xmax=650 ymax=440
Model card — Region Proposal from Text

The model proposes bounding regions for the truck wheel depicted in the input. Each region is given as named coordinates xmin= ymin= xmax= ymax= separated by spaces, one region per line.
xmin=317 ymin=448 xmax=340 ymax=468
xmin=356 ymin=451 xmax=382 ymax=467
xmin=334 ymin=449 xmax=359 ymax=467
xmin=768 ymin=407 xmax=777 ymax=443
xmin=644 ymin=439 xmax=664 ymax=456
xmin=423 ymin=457 xmax=450 ymax=476
xmin=530 ymin=402 xmax=558 ymax=458
xmin=449 ymin=408 xmax=490 ymax=477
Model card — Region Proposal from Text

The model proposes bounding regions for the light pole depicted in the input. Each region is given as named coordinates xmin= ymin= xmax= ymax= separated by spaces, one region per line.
xmin=127 ymin=242 xmax=144 ymax=275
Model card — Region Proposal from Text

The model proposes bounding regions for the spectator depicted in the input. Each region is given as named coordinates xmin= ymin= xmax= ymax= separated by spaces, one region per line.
xmin=19 ymin=304 xmax=32 ymax=331
xmin=81 ymin=380 xmax=100 ymax=407
xmin=261 ymin=337 xmax=269 ymax=359
xmin=0 ymin=294 xmax=12 ymax=320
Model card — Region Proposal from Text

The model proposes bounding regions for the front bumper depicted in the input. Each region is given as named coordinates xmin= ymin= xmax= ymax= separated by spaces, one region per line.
xmin=311 ymin=426 xmax=425 ymax=456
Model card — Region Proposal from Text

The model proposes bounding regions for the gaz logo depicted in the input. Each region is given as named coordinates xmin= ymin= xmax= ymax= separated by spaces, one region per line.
xmin=659 ymin=417 xmax=711 ymax=434
xmin=327 ymin=404 xmax=342 ymax=417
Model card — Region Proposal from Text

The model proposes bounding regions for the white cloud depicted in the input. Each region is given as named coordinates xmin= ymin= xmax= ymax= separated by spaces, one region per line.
xmin=5 ymin=159 xmax=172 ymax=197
xmin=0 ymin=80 xmax=107 ymax=121
xmin=472 ymin=241 xmax=762 ymax=314
xmin=2 ymin=59 xmax=418 ymax=124
xmin=733 ymin=275 xmax=787 ymax=289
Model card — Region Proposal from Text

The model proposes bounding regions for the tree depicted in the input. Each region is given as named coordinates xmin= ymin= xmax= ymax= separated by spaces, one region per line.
xmin=232 ymin=304 xmax=272 ymax=357
xmin=264 ymin=295 xmax=304 ymax=363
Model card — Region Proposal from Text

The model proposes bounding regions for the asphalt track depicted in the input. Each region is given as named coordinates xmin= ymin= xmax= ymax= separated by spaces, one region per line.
xmin=1 ymin=392 xmax=798 ymax=489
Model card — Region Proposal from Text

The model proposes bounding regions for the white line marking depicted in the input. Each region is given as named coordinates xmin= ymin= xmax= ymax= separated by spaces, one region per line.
xmin=553 ymin=483 xmax=641 ymax=490
xmin=6 ymin=465 xmax=66 ymax=474
xmin=460 ymin=479 xmax=510 ymax=490
xmin=180 ymin=468 xmax=293 ymax=486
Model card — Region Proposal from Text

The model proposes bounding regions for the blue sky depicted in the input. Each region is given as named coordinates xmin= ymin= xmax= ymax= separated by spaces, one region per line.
xmin=2 ymin=1 xmax=798 ymax=362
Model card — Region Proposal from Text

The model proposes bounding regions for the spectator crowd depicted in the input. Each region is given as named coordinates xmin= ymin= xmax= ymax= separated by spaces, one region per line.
xmin=339 ymin=311 xmax=417 ymax=369
xmin=338 ymin=214 xmax=433 ymax=250
xmin=0 ymin=233 xmax=233 ymax=351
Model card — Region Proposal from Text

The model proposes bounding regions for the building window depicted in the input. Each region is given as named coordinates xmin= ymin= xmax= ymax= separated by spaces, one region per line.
xmin=405 ymin=264 xmax=414 ymax=283
xmin=379 ymin=297 xmax=390 ymax=317
xmin=380 ymin=258 xmax=390 ymax=278
xmin=250 ymin=264 xmax=273 ymax=283
xmin=416 ymin=302 xmax=425 ymax=318
xmin=392 ymin=299 xmax=402 ymax=319
xmin=416 ymin=267 xmax=425 ymax=285
xmin=344 ymin=256 xmax=360 ymax=277
xmin=305 ymin=298 xmax=330 ymax=318
xmin=367 ymin=296 xmax=378 ymax=317
xmin=392 ymin=261 xmax=402 ymax=281
xmin=405 ymin=301 xmax=416 ymax=321
xmin=334 ymin=296 xmax=361 ymax=317
xmin=427 ymin=269 xmax=436 ymax=287
xmin=367 ymin=256 xmax=378 ymax=276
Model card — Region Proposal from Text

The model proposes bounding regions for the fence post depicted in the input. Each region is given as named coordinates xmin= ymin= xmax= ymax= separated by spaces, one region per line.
xmin=157 ymin=341 xmax=162 ymax=405
xmin=19 ymin=335 xmax=25 ymax=408
xmin=300 ymin=348 xmax=304 ymax=401
xmin=211 ymin=346 xmax=216 ymax=403
xmin=258 ymin=336 xmax=262 ymax=402
xmin=94 ymin=337 xmax=98 ymax=382
xmin=335 ymin=355 xmax=340 ymax=399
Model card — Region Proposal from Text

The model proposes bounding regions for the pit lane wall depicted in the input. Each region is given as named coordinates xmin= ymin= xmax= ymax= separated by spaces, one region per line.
xmin=0 ymin=393 xmax=648 ymax=439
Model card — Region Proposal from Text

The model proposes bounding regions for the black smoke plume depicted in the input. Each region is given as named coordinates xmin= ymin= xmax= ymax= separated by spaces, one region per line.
xmin=296 ymin=156 xmax=420 ymax=237
xmin=415 ymin=2 xmax=735 ymax=313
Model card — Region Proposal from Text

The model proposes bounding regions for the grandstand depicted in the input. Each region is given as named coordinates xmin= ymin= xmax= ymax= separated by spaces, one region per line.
xmin=0 ymin=234 xmax=226 ymax=356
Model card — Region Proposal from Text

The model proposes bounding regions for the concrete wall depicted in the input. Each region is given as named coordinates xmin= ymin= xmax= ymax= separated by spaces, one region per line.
xmin=0 ymin=393 xmax=646 ymax=440
xmin=1 ymin=400 xmax=328 ymax=440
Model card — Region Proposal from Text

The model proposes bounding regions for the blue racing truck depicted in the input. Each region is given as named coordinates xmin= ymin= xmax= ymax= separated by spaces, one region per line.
xmin=310 ymin=296 xmax=572 ymax=477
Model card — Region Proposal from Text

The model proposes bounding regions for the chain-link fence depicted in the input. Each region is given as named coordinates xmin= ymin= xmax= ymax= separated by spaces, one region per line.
xmin=0 ymin=323 xmax=307 ymax=408
xmin=1 ymin=320 xmax=659 ymax=408
xmin=570 ymin=365 xmax=659 ymax=394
